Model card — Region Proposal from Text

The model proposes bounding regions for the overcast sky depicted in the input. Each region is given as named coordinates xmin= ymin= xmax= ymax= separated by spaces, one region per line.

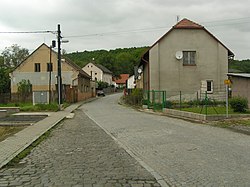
xmin=0 ymin=0 xmax=249 ymax=59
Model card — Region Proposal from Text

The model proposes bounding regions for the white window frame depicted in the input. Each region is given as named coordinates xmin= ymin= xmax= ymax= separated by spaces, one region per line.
xmin=206 ymin=80 xmax=213 ymax=93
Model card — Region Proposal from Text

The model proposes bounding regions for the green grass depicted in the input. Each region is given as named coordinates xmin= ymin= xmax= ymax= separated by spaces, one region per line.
xmin=209 ymin=118 xmax=250 ymax=129
xmin=6 ymin=130 xmax=52 ymax=167
xmin=180 ymin=106 xmax=249 ymax=115
xmin=20 ymin=103 xmax=59 ymax=112
xmin=0 ymin=102 xmax=64 ymax=112
xmin=0 ymin=126 xmax=26 ymax=142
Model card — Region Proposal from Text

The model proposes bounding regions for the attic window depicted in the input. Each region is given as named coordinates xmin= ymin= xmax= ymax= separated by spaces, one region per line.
xmin=34 ymin=63 xmax=41 ymax=72
xmin=183 ymin=51 xmax=196 ymax=65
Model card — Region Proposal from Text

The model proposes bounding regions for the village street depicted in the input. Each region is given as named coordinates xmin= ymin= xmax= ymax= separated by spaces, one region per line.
xmin=1 ymin=93 xmax=250 ymax=186
xmin=82 ymin=93 xmax=250 ymax=186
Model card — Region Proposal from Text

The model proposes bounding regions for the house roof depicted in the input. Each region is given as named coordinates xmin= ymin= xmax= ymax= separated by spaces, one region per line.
xmin=227 ymin=73 xmax=250 ymax=78
xmin=114 ymin=74 xmax=129 ymax=84
xmin=62 ymin=56 xmax=91 ymax=79
xmin=174 ymin=18 xmax=203 ymax=29
xmin=140 ymin=18 xmax=234 ymax=66
xmin=12 ymin=43 xmax=90 ymax=79
xmin=94 ymin=63 xmax=113 ymax=74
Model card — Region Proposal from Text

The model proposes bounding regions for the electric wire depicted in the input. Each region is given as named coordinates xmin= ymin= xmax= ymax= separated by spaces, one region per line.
xmin=0 ymin=30 xmax=56 ymax=34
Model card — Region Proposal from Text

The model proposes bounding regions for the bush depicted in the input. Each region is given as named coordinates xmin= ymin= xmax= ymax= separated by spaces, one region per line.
xmin=229 ymin=96 xmax=248 ymax=112
xmin=124 ymin=88 xmax=143 ymax=106
xmin=164 ymin=100 xmax=173 ymax=108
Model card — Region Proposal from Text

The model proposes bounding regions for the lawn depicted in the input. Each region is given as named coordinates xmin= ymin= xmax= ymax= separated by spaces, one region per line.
xmin=0 ymin=126 xmax=26 ymax=142
xmin=0 ymin=102 xmax=62 ymax=112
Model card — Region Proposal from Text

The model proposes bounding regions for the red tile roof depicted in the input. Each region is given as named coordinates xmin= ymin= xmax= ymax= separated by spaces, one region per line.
xmin=173 ymin=18 xmax=203 ymax=29
xmin=140 ymin=18 xmax=234 ymax=66
xmin=114 ymin=74 xmax=129 ymax=84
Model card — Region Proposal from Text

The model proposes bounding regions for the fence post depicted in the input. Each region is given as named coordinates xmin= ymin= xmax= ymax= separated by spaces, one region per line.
xmin=180 ymin=91 xmax=182 ymax=110
xmin=152 ymin=90 xmax=155 ymax=111
xmin=205 ymin=91 xmax=208 ymax=115
xmin=226 ymin=84 xmax=229 ymax=118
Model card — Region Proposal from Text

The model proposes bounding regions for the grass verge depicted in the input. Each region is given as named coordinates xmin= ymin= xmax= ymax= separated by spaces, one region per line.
xmin=0 ymin=126 xmax=26 ymax=142
xmin=180 ymin=106 xmax=250 ymax=115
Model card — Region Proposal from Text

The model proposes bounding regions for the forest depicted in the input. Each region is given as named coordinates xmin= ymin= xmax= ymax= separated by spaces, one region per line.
xmin=229 ymin=59 xmax=250 ymax=73
xmin=66 ymin=48 xmax=250 ymax=75
xmin=65 ymin=47 xmax=149 ymax=77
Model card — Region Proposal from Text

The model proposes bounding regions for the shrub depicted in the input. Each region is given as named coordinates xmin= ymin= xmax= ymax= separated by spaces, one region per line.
xmin=124 ymin=88 xmax=143 ymax=106
xmin=164 ymin=100 xmax=173 ymax=108
xmin=229 ymin=96 xmax=248 ymax=112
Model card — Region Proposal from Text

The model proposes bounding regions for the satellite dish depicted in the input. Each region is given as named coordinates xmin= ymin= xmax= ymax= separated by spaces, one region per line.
xmin=175 ymin=51 xmax=183 ymax=60
xmin=138 ymin=68 xmax=142 ymax=74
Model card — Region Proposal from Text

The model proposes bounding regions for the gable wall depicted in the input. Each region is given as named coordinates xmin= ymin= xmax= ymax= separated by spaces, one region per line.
xmin=10 ymin=45 xmax=79 ymax=93
xmin=149 ymin=29 xmax=228 ymax=95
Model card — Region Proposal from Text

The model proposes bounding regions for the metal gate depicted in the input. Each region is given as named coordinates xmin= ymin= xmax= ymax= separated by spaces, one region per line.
xmin=144 ymin=90 xmax=166 ymax=111
xmin=33 ymin=91 xmax=48 ymax=104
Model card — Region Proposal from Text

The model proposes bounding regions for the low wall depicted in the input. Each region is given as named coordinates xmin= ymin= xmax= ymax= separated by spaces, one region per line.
xmin=163 ymin=108 xmax=250 ymax=121
xmin=0 ymin=107 xmax=20 ymax=114
xmin=0 ymin=110 xmax=7 ymax=118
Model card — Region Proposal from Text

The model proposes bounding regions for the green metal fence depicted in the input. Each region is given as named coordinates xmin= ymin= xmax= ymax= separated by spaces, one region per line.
xmin=143 ymin=90 xmax=166 ymax=111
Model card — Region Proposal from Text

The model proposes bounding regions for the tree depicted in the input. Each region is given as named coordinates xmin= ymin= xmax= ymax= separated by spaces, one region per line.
xmin=97 ymin=81 xmax=109 ymax=89
xmin=1 ymin=44 xmax=29 ymax=67
xmin=17 ymin=79 xmax=32 ymax=102
xmin=0 ymin=67 xmax=10 ymax=93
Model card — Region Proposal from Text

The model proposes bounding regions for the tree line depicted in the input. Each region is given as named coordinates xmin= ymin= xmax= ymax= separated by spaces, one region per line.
xmin=65 ymin=47 xmax=149 ymax=77
xmin=0 ymin=43 xmax=250 ymax=95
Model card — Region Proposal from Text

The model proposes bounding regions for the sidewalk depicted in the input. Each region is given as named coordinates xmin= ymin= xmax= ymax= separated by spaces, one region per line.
xmin=0 ymin=102 xmax=83 ymax=169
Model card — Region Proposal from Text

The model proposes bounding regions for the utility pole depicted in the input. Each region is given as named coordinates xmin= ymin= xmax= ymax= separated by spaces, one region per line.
xmin=57 ymin=24 xmax=62 ymax=109
xmin=49 ymin=45 xmax=52 ymax=104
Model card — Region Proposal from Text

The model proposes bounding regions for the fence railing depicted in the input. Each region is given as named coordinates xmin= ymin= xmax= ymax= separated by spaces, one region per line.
xmin=142 ymin=86 xmax=229 ymax=114
xmin=143 ymin=90 xmax=166 ymax=111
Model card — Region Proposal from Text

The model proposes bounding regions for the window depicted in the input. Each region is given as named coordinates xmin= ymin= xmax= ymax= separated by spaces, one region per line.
xmin=183 ymin=51 xmax=196 ymax=65
xmin=47 ymin=63 xmax=53 ymax=72
xmin=34 ymin=63 xmax=41 ymax=72
xmin=206 ymin=80 xmax=213 ymax=93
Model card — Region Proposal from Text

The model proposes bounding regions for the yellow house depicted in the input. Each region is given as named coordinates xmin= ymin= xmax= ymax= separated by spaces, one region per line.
xmin=10 ymin=43 xmax=94 ymax=104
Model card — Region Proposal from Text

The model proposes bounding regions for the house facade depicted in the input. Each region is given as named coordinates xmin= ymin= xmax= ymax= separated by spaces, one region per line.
xmin=10 ymin=43 xmax=93 ymax=104
xmin=140 ymin=18 xmax=234 ymax=100
xmin=127 ymin=75 xmax=135 ymax=89
xmin=82 ymin=62 xmax=113 ymax=85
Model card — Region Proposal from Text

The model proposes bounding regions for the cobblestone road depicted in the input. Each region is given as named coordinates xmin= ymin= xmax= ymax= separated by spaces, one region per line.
xmin=82 ymin=93 xmax=250 ymax=187
xmin=0 ymin=109 xmax=160 ymax=187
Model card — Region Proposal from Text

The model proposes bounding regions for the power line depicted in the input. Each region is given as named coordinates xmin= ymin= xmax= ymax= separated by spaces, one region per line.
xmin=64 ymin=17 xmax=250 ymax=39
xmin=0 ymin=30 xmax=56 ymax=34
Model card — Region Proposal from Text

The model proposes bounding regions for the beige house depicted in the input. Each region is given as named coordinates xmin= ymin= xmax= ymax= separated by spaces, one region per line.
xmin=227 ymin=73 xmax=250 ymax=108
xmin=10 ymin=43 xmax=94 ymax=104
xmin=140 ymin=18 xmax=234 ymax=100
xmin=82 ymin=62 xmax=113 ymax=85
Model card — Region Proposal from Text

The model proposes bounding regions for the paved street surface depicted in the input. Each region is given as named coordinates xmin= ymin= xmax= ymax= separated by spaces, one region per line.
xmin=82 ymin=93 xmax=250 ymax=186
xmin=0 ymin=109 xmax=160 ymax=187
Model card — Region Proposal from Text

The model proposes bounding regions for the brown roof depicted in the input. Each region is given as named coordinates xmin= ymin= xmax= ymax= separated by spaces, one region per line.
xmin=114 ymin=74 xmax=129 ymax=84
xmin=12 ymin=43 xmax=90 ymax=79
xmin=173 ymin=18 xmax=203 ymax=29
xmin=140 ymin=18 xmax=234 ymax=66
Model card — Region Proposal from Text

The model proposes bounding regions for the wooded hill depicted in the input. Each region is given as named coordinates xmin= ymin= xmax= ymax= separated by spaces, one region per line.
xmin=66 ymin=47 xmax=149 ymax=77
xmin=229 ymin=59 xmax=250 ymax=73
xmin=66 ymin=47 xmax=250 ymax=76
